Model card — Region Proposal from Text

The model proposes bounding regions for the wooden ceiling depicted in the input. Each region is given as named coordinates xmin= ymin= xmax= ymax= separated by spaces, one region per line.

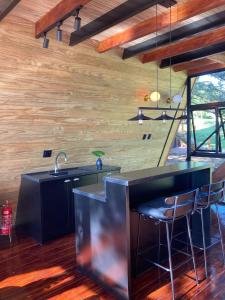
xmin=0 ymin=0 xmax=20 ymax=22
xmin=3 ymin=0 xmax=225 ymax=76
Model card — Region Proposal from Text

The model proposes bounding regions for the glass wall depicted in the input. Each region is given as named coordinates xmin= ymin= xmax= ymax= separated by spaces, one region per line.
xmin=167 ymin=70 xmax=225 ymax=165
xmin=191 ymin=71 xmax=225 ymax=155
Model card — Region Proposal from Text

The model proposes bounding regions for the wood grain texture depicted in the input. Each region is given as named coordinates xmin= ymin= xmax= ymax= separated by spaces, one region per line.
xmin=10 ymin=0 xmax=225 ymax=49
xmin=0 ymin=0 xmax=20 ymax=22
xmin=188 ymin=62 xmax=225 ymax=76
xmin=160 ymin=42 xmax=225 ymax=68
xmin=97 ymin=0 xmax=225 ymax=53
xmin=213 ymin=162 xmax=225 ymax=182
xmin=173 ymin=58 xmax=215 ymax=72
xmin=1 ymin=213 xmax=225 ymax=300
xmin=14 ymin=0 xmax=185 ymax=44
xmin=123 ymin=11 xmax=225 ymax=60
xmin=69 ymin=0 xmax=166 ymax=47
xmin=142 ymin=25 xmax=225 ymax=63
xmin=35 ymin=0 xmax=93 ymax=38
xmin=0 ymin=15 xmax=186 ymax=222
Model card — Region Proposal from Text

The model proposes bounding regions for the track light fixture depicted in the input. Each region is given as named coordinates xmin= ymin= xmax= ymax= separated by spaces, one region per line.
xmin=43 ymin=32 xmax=49 ymax=48
xmin=74 ymin=7 xmax=82 ymax=31
xmin=56 ymin=21 xmax=63 ymax=42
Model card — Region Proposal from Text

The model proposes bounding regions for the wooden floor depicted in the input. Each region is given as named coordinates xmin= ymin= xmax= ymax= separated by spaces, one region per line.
xmin=1 ymin=207 xmax=225 ymax=300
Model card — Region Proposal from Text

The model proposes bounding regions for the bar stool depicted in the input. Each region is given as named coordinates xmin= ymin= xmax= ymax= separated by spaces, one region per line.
xmin=135 ymin=189 xmax=199 ymax=300
xmin=196 ymin=181 xmax=225 ymax=278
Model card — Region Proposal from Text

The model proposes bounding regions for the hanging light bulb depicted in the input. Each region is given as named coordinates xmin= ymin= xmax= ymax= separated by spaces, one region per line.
xmin=56 ymin=21 xmax=63 ymax=41
xmin=150 ymin=91 xmax=161 ymax=102
xmin=74 ymin=7 xmax=82 ymax=31
xmin=139 ymin=118 xmax=143 ymax=125
xmin=162 ymin=111 xmax=166 ymax=124
xmin=173 ymin=94 xmax=183 ymax=104
xmin=43 ymin=32 xmax=49 ymax=48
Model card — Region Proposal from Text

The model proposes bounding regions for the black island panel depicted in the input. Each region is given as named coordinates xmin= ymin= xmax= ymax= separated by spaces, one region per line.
xmin=73 ymin=162 xmax=212 ymax=300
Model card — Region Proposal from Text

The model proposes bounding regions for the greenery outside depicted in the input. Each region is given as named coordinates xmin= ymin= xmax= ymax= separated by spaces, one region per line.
xmin=191 ymin=71 xmax=225 ymax=151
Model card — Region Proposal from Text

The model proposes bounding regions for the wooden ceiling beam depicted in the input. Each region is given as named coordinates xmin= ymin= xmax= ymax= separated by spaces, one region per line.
xmin=123 ymin=11 xmax=225 ymax=60
xmin=69 ymin=0 xmax=174 ymax=47
xmin=188 ymin=62 xmax=225 ymax=76
xmin=160 ymin=41 xmax=225 ymax=68
xmin=173 ymin=58 xmax=217 ymax=72
xmin=97 ymin=0 xmax=225 ymax=53
xmin=142 ymin=26 xmax=225 ymax=63
xmin=35 ymin=0 xmax=93 ymax=38
xmin=0 ymin=0 xmax=21 ymax=22
xmin=160 ymin=0 xmax=177 ymax=8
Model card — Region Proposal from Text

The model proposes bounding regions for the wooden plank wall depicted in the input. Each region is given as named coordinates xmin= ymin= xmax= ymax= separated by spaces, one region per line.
xmin=0 ymin=14 xmax=186 ymax=221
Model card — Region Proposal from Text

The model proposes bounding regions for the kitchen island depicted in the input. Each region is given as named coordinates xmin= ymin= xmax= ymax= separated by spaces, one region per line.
xmin=73 ymin=162 xmax=211 ymax=300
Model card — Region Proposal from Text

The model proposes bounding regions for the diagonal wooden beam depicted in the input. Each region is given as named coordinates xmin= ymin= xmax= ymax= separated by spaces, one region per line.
xmin=142 ymin=26 xmax=225 ymax=64
xmin=173 ymin=58 xmax=217 ymax=72
xmin=97 ymin=0 xmax=225 ymax=53
xmin=123 ymin=11 xmax=225 ymax=59
xmin=160 ymin=41 xmax=225 ymax=68
xmin=0 ymin=0 xmax=21 ymax=22
xmin=35 ymin=0 xmax=93 ymax=38
xmin=188 ymin=62 xmax=225 ymax=76
xmin=69 ymin=0 xmax=174 ymax=47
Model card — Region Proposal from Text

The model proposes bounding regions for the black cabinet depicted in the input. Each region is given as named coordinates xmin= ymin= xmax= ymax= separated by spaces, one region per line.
xmin=41 ymin=179 xmax=70 ymax=241
xmin=16 ymin=166 xmax=120 ymax=244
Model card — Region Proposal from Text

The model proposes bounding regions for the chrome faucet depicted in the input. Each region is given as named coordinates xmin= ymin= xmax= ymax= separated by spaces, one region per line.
xmin=54 ymin=151 xmax=68 ymax=173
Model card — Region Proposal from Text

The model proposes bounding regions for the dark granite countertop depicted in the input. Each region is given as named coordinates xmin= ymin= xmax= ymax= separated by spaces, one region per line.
xmin=104 ymin=162 xmax=211 ymax=186
xmin=73 ymin=184 xmax=105 ymax=202
xmin=22 ymin=165 xmax=120 ymax=183
xmin=73 ymin=162 xmax=212 ymax=202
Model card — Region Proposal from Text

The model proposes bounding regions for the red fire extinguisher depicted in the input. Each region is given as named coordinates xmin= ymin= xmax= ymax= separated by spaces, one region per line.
xmin=1 ymin=201 xmax=12 ymax=242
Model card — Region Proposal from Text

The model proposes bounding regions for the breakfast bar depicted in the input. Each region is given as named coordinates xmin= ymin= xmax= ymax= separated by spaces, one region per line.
xmin=73 ymin=162 xmax=212 ymax=300
xmin=2 ymin=1 xmax=225 ymax=299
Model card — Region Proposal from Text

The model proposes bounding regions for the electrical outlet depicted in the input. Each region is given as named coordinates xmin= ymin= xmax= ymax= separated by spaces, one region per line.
xmin=43 ymin=150 xmax=52 ymax=158
xmin=142 ymin=134 xmax=151 ymax=140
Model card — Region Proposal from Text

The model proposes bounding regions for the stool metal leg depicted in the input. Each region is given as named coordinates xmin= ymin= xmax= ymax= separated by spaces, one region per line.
xmin=186 ymin=215 xmax=199 ymax=285
xmin=200 ymin=208 xmax=208 ymax=278
xmin=215 ymin=204 xmax=225 ymax=264
xmin=157 ymin=222 xmax=161 ymax=282
xmin=166 ymin=222 xmax=175 ymax=300
xmin=136 ymin=214 xmax=141 ymax=274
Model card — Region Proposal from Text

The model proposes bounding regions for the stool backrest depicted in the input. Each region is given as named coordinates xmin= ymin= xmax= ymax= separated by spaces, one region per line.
xmin=199 ymin=181 xmax=224 ymax=208
xmin=164 ymin=189 xmax=199 ymax=219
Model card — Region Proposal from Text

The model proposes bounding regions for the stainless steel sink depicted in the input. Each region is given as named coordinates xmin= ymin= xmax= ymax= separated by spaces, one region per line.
xmin=49 ymin=168 xmax=90 ymax=177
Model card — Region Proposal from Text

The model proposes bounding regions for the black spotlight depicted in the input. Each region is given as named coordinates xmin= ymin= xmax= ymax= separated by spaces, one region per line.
xmin=74 ymin=7 xmax=81 ymax=31
xmin=43 ymin=32 xmax=49 ymax=48
xmin=56 ymin=21 xmax=63 ymax=42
